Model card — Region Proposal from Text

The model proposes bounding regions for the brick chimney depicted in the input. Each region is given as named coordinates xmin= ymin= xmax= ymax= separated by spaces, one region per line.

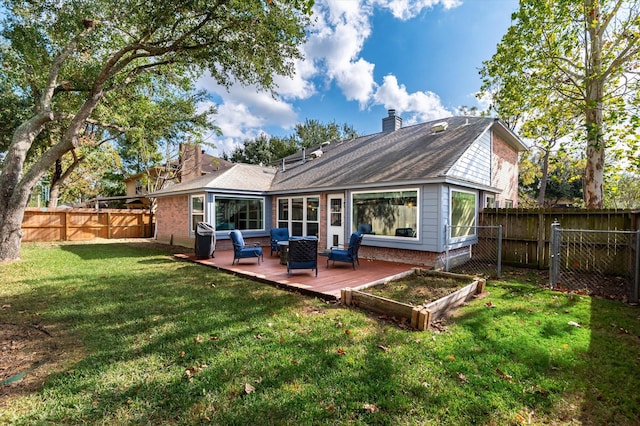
xmin=179 ymin=143 xmax=202 ymax=182
xmin=382 ymin=109 xmax=402 ymax=133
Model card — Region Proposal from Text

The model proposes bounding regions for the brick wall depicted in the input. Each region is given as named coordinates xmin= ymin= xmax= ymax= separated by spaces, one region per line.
xmin=358 ymin=245 xmax=439 ymax=267
xmin=156 ymin=195 xmax=192 ymax=247
xmin=492 ymin=132 xmax=519 ymax=207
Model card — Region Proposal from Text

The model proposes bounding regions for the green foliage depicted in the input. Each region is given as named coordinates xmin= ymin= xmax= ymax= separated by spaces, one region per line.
xmin=604 ymin=172 xmax=640 ymax=209
xmin=228 ymin=119 xmax=358 ymax=165
xmin=480 ymin=0 xmax=640 ymax=207
xmin=519 ymin=147 xmax=585 ymax=207
xmin=228 ymin=133 xmax=297 ymax=165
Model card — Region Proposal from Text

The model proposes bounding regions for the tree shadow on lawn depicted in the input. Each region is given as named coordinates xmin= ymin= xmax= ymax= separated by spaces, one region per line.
xmin=449 ymin=282 xmax=640 ymax=425
xmin=2 ymin=261 xmax=416 ymax=424
xmin=57 ymin=241 xmax=189 ymax=260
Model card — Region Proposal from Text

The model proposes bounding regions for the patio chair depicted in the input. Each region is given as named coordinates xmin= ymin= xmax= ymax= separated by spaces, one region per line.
xmin=270 ymin=227 xmax=290 ymax=256
xmin=229 ymin=230 xmax=263 ymax=265
xmin=287 ymin=237 xmax=318 ymax=277
xmin=327 ymin=232 xmax=363 ymax=270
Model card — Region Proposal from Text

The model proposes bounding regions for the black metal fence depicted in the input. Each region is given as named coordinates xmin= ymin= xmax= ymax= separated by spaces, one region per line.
xmin=549 ymin=221 xmax=640 ymax=303
xmin=444 ymin=225 xmax=503 ymax=278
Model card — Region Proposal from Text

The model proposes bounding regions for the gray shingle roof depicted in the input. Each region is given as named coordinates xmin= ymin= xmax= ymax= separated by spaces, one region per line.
xmin=270 ymin=116 xmax=504 ymax=192
xmin=150 ymin=116 xmax=525 ymax=197
xmin=150 ymin=163 xmax=276 ymax=196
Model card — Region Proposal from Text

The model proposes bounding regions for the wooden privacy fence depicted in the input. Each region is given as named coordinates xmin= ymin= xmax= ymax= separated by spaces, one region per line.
xmin=21 ymin=208 xmax=152 ymax=242
xmin=480 ymin=208 xmax=640 ymax=269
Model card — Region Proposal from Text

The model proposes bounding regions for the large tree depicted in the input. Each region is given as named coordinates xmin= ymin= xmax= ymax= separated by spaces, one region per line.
xmin=0 ymin=0 xmax=313 ymax=261
xmin=480 ymin=0 xmax=640 ymax=208
xmin=226 ymin=119 xmax=358 ymax=165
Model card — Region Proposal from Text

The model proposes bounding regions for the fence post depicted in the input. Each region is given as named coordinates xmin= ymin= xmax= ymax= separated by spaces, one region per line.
xmin=497 ymin=225 xmax=502 ymax=278
xmin=445 ymin=224 xmax=450 ymax=272
xmin=549 ymin=220 xmax=561 ymax=289
xmin=633 ymin=230 xmax=639 ymax=304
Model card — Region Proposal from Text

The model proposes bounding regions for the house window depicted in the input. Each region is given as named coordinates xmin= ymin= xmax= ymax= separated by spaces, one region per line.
xmin=215 ymin=196 xmax=264 ymax=231
xmin=190 ymin=194 xmax=205 ymax=233
xmin=504 ymin=199 xmax=514 ymax=208
xmin=277 ymin=196 xmax=320 ymax=237
xmin=485 ymin=194 xmax=495 ymax=208
xmin=352 ymin=189 xmax=418 ymax=238
xmin=450 ymin=189 xmax=477 ymax=239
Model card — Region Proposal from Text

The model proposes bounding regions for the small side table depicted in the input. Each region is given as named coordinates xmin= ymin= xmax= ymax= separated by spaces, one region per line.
xmin=277 ymin=241 xmax=289 ymax=265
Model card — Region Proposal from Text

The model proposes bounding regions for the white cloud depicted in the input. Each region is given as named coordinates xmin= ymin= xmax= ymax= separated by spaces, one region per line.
xmin=199 ymin=0 xmax=462 ymax=155
xmin=304 ymin=0 xmax=376 ymax=106
xmin=373 ymin=75 xmax=451 ymax=124
xmin=373 ymin=0 xmax=462 ymax=20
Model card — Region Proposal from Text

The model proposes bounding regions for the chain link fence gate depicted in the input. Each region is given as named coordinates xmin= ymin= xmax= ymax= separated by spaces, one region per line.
xmin=444 ymin=225 xmax=502 ymax=278
xmin=549 ymin=221 xmax=640 ymax=303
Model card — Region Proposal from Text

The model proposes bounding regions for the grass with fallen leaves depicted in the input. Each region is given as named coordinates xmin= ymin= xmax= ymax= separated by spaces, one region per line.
xmin=1 ymin=242 xmax=639 ymax=425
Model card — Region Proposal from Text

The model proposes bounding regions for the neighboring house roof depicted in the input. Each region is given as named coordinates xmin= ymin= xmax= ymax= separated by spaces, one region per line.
xmin=270 ymin=116 xmax=526 ymax=192
xmin=150 ymin=163 xmax=277 ymax=197
xmin=200 ymin=153 xmax=234 ymax=174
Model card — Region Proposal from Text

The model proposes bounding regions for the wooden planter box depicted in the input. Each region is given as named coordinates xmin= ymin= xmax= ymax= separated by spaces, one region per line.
xmin=341 ymin=270 xmax=486 ymax=331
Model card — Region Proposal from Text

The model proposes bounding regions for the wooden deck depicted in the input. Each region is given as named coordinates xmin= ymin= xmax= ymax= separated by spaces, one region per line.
xmin=175 ymin=248 xmax=420 ymax=300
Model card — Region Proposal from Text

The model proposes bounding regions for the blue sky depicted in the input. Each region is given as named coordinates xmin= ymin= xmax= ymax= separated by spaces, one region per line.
xmin=198 ymin=0 xmax=519 ymax=157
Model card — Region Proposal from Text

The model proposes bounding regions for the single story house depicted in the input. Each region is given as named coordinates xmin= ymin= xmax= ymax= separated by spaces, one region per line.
xmin=150 ymin=111 xmax=527 ymax=266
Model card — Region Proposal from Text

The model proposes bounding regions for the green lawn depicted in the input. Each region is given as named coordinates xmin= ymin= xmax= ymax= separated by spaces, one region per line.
xmin=1 ymin=242 xmax=639 ymax=425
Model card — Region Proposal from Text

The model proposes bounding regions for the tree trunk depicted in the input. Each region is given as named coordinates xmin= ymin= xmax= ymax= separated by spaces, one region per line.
xmin=47 ymin=159 xmax=64 ymax=208
xmin=537 ymin=149 xmax=550 ymax=207
xmin=583 ymin=0 xmax=605 ymax=209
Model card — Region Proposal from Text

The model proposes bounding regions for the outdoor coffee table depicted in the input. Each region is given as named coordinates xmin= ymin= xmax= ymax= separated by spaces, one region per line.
xmin=277 ymin=240 xmax=289 ymax=265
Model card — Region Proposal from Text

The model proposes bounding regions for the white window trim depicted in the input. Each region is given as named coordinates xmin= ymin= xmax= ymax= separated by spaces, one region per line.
xmin=189 ymin=193 xmax=205 ymax=235
xmin=350 ymin=187 xmax=420 ymax=239
xmin=213 ymin=195 xmax=266 ymax=232
xmin=449 ymin=188 xmax=478 ymax=243
xmin=276 ymin=195 xmax=321 ymax=236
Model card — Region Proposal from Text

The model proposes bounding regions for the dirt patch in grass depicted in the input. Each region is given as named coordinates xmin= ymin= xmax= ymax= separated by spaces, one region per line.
xmin=362 ymin=272 xmax=470 ymax=306
xmin=0 ymin=322 xmax=83 ymax=407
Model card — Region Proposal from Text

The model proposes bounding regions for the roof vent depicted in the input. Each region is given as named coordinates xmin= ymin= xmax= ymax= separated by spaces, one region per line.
xmin=431 ymin=121 xmax=448 ymax=133
xmin=310 ymin=149 xmax=323 ymax=159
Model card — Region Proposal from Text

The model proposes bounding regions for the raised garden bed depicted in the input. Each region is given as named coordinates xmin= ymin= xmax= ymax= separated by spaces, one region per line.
xmin=341 ymin=269 xmax=485 ymax=331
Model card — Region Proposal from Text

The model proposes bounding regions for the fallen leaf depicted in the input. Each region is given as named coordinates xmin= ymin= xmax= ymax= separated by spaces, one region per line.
xmin=254 ymin=333 xmax=263 ymax=339
xmin=209 ymin=336 xmax=219 ymax=341
xmin=279 ymin=337 xmax=286 ymax=343
xmin=179 ymin=351 xmax=186 ymax=357
xmin=457 ymin=372 xmax=468 ymax=383
xmin=193 ymin=335 xmax=203 ymax=343
xmin=485 ymin=302 xmax=495 ymax=308
xmin=447 ymin=355 xmax=456 ymax=361
xmin=245 ymin=383 xmax=255 ymax=394
xmin=335 ymin=322 xmax=344 ymax=328
xmin=496 ymin=368 xmax=512 ymax=381
xmin=337 ymin=348 xmax=346 ymax=355
xmin=1 ymin=304 xmax=11 ymax=309
xmin=568 ymin=321 xmax=581 ymax=328
xmin=363 ymin=403 xmax=379 ymax=413
xmin=377 ymin=345 xmax=389 ymax=352
xmin=345 ymin=329 xmax=351 ymax=335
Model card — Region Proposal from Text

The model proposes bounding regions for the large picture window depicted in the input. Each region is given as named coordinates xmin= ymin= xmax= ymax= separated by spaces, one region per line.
xmin=352 ymin=189 xmax=418 ymax=238
xmin=277 ymin=196 xmax=320 ymax=237
xmin=190 ymin=194 xmax=205 ymax=233
xmin=450 ymin=189 xmax=477 ymax=239
xmin=215 ymin=196 xmax=264 ymax=231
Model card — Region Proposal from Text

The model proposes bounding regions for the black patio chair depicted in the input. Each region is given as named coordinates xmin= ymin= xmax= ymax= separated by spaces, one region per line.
xmin=287 ymin=237 xmax=318 ymax=277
